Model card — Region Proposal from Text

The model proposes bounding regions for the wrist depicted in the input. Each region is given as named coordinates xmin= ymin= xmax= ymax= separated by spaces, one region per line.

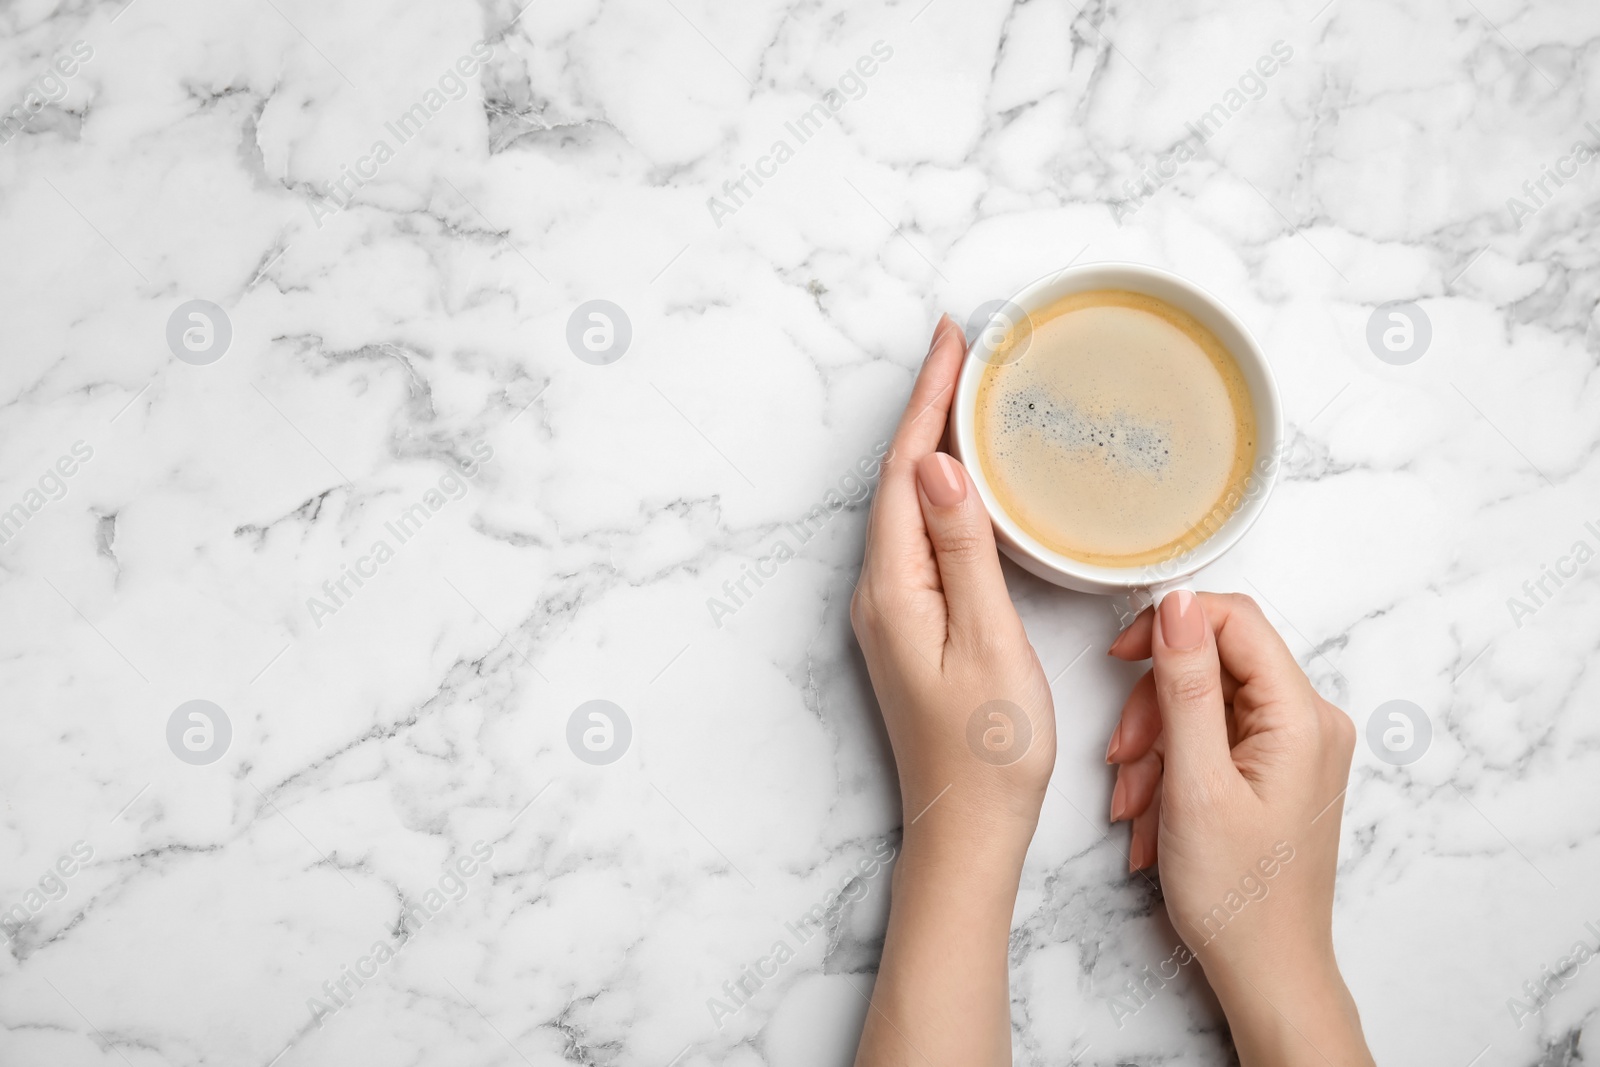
xmin=1207 ymin=951 xmax=1372 ymax=1067
xmin=894 ymin=815 xmax=1031 ymax=909
xmin=900 ymin=772 xmax=1041 ymax=858
xmin=899 ymin=804 xmax=1034 ymax=879
xmin=885 ymin=831 xmax=1023 ymax=972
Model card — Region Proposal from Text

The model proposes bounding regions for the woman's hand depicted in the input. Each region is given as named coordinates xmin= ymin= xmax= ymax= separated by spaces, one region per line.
xmin=851 ymin=315 xmax=1054 ymax=1067
xmin=1106 ymin=591 xmax=1373 ymax=1066
xmin=851 ymin=314 xmax=1056 ymax=863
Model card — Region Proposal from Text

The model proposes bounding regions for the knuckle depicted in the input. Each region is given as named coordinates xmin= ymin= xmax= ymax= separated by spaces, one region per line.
xmin=1228 ymin=592 xmax=1262 ymax=617
xmin=966 ymin=619 xmax=1022 ymax=662
xmin=1160 ymin=667 xmax=1218 ymax=708
xmin=934 ymin=527 xmax=986 ymax=565
xmin=878 ymin=450 xmax=913 ymax=483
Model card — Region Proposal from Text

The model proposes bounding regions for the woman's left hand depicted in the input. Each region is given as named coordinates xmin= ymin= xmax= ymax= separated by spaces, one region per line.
xmin=852 ymin=313 xmax=1058 ymax=1067
xmin=851 ymin=314 xmax=1056 ymax=865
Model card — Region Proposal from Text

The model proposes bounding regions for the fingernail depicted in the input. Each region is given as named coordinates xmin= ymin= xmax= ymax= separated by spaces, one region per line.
xmin=925 ymin=314 xmax=953 ymax=361
xmin=1105 ymin=724 xmax=1122 ymax=764
xmin=1109 ymin=770 xmax=1127 ymax=821
xmin=1160 ymin=589 xmax=1203 ymax=651
xmin=916 ymin=452 xmax=966 ymax=507
xmin=1128 ymin=833 xmax=1146 ymax=871
xmin=1107 ymin=628 xmax=1127 ymax=656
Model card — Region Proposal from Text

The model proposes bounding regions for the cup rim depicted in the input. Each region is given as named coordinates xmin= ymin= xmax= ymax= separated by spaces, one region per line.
xmin=951 ymin=261 xmax=1284 ymax=594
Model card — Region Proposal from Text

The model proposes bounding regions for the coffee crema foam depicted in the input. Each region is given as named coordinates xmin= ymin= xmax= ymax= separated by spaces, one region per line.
xmin=974 ymin=289 xmax=1257 ymax=568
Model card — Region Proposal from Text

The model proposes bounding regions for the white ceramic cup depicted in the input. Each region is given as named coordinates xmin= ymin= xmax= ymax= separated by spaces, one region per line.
xmin=949 ymin=262 xmax=1284 ymax=599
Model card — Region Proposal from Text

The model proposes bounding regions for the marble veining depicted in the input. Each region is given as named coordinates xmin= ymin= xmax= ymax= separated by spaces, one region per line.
xmin=1 ymin=0 xmax=1599 ymax=1064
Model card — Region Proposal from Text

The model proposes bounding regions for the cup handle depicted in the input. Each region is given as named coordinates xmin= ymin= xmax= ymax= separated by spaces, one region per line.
xmin=1147 ymin=577 xmax=1195 ymax=605
xmin=1110 ymin=578 xmax=1195 ymax=634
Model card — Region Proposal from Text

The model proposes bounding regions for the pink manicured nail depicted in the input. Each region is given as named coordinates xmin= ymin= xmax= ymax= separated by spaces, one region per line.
xmin=925 ymin=314 xmax=953 ymax=361
xmin=916 ymin=452 xmax=966 ymax=507
xmin=1105 ymin=724 xmax=1122 ymax=764
xmin=1110 ymin=772 xmax=1127 ymax=821
xmin=1128 ymin=833 xmax=1146 ymax=871
xmin=1160 ymin=589 xmax=1203 ymax=651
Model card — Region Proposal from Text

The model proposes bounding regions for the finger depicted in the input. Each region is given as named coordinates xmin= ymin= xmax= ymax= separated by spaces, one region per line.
xmin=1110 ymin=750 xmax=1162 ymax=823
xmin=1151 ymin=589 xmax=1235 ymax=779
xmin=1107 ymin=672 xmax=1160 ymax=765
xmin=1112 ymin=594 xmax=1302 ymax=693
xmin=1110 ymin=675 xmax=1245 ymax=773
xmin=1206 ymin=594 xmax=1307 ymax=702
xmin=914 ymin=452 xmax=1016 ymax=645
xmin=864 ymin=315 xmax=966 ymax=573
xmin=1129 ymin=780 xmax=1161 ymax=871
xmin=1109 ymin=665 xmax=1244 ymax=772
xmin=1108 ymin=606 xmax=1153 ymax=659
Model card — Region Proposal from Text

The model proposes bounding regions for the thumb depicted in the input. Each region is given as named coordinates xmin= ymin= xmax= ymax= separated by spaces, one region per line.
xmin=913 ymin=452 xmax=1016 ymax=648
xmin=1151 ymin=589 xmax=1235 ymax=780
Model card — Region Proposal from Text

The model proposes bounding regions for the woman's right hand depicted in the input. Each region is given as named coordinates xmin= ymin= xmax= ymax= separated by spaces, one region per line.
xmin=1106 ymin=591 xmax=1374 ymax=1067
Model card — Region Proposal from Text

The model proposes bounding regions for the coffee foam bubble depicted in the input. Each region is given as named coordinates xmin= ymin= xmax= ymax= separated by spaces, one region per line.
xmin=989 ymin=383 xmax=1172 ymax=478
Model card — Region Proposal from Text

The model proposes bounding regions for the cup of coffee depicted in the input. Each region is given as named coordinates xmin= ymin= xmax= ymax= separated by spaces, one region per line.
xmin=950 ymin=263 xmax=1284 ymax=597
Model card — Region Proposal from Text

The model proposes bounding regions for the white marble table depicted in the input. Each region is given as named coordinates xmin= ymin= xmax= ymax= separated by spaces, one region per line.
xmin=1 ymin=0 xmax=1597 ymax=1063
